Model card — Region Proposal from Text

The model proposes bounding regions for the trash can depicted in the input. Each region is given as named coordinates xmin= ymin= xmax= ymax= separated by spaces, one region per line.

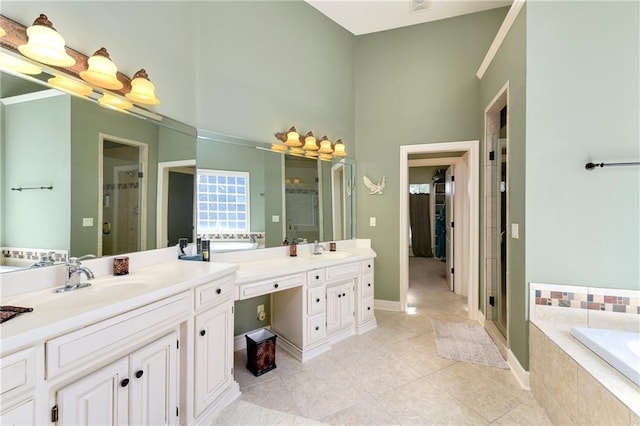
xmin=245 ymin=329 xmax=277 ymax=376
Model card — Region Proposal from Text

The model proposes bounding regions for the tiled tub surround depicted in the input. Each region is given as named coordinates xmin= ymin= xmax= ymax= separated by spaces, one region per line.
xmin=529 ymin=283 xmax=640 ymax=424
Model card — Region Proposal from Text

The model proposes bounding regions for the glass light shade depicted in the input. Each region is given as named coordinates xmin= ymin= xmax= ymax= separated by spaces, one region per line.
xmin=303 ymin=132 xmax=318 ymax=151
xmin=18 ymin=15 xmax=75 ymax=67
xmin=48 ymin=75 xmax=92 ymax=97
xmin=318 ymin=137 xmax=334 ymax=154
xmin=0 ymin=26 xmax=6 ymax=37
xmin=126 ymin=69 xmax=160 ymax=105
xmin=0 ymin=52 xmax=42 ymax=75
xmin=305 ymin=150 xmax=319 ymax=158
xmin=98 ymin=93 xmax=133 ymax=111
xmin=319 ymin=153 xmax=333 ymax=161
xmin=80 ymin=48 xmax=123 ymax=90
xmin=285 ymin=127 xmax=302 ymax=147
xmin=270 ymin=143 xmax=288 ymax=153
xmin=332 ymin=139 xmax=347 ymax=157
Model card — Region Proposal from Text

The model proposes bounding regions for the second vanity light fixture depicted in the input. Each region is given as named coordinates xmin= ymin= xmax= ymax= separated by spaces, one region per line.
xmin=1 ymin=13 xmax=161 ymax=111
xmin=274 ymin=126 xmax=347 ymax=160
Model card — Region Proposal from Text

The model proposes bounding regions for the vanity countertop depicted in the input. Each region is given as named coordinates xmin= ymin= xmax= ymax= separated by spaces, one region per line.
xmin=231 ymin=247 xmax=377 ymax=283
xmin=0 ymin=259 xmax=238 ymax=354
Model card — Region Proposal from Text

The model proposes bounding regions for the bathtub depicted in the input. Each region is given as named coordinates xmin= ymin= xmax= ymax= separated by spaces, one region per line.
xmin=571 ymin=327 xmax=640 ymax=386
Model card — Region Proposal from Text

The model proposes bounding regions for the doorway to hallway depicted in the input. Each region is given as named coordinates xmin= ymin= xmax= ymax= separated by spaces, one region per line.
xmin=399 ymin=141 xmax=480 ymax=320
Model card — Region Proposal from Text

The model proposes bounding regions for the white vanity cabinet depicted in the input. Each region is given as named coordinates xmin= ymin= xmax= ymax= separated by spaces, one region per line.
xmin=357 ymin=260 xmax=376 ymax=333
xmin=0 ymin=397 xmax=35 ymax=425
xmin=55 ymin=331 xmax=179 ymax=425
xmin=0 ymin=345 xmax=37 ymax=424
xmin=192 ymin=276 xmax=237 ymax=419
xmin=326 ymin=281 xmax=354 ymax=335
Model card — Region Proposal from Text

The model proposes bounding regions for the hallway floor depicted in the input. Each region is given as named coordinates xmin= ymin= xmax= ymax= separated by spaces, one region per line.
xmin=232 ymin=257 xmax=551 ymax=424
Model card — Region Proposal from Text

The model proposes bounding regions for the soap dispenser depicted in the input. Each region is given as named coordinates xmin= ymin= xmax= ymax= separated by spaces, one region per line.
xmin=289 ymin=240 xmax=297 ymax=257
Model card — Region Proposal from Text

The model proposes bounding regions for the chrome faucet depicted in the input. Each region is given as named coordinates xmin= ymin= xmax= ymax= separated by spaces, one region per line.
xmin=312 ymin=240 xmax=325 ymax=255
xmin=54 ymin=255 xmax=96 ymax=293
xmin=30 ymin=251 xmax=56 ymax=268
xmin=249 ymin=234 xmax=257 ymax=243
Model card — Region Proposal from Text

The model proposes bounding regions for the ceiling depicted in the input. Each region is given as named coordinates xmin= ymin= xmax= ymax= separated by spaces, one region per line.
xmin=305 ymin=0 xmax=513 ymax=35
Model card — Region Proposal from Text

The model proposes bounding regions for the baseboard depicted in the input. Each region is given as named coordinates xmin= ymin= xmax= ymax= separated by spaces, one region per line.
xmin=375 ymin=299 xmax=402 ymax=311
xmin=507 ymin=349 xmax=530 ymax=390
xmin=234 ymin=325 xmax=271 ymax=352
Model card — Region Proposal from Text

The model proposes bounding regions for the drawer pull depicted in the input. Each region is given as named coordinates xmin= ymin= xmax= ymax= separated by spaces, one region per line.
xmin=368 ymin=264 xmax=371 ymax=268
xmin=216 ymin=288 xmax=221 ymax=294
xmin=315 ymin=326 xmax=320 ymax=331
xmin=315 ymin=275 xmax=320 ymax=280
xmin=316 ymin=298 xmax=320 ymax=303
xmin=367 ymin=307 xmax=371 ymax=311
xmin=200 ymin=330 xmax=206 ymax=336
xmin=120 ymin=378 xmax=129 ymax=387
xmin=338 ymin=294 xmax=341 ymax=298
xmin=135 ymin=370 xmax=144 ymax=379
xmin=342 ymin=293 xmax=346 ymax=297
xmin=368 ymin=283 xmax=371 ymax=287
xmin=274 ymin=283 xmax=279 ymax=288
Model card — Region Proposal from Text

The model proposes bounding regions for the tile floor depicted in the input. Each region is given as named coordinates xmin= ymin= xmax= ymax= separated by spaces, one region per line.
xmin=233 ymin=257 xmax=552 ymax=424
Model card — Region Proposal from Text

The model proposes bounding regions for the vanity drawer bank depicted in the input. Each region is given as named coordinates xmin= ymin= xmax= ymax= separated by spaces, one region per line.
xmin=212 ymin=239 xmax=377 ymax=363
xmin=0 ymin=247 xmax=240 ymax=425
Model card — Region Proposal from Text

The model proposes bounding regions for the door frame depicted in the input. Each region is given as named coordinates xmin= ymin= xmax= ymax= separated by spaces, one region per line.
xmin=156 ymin=159 xmax=196 ymax=248
xmin=98 ymin=133 xmax=148 ymax=257
xmin=331 ymin=162 xmax=346 ymax=240
xmin=399 ymin=140 xmax=480 ymax=319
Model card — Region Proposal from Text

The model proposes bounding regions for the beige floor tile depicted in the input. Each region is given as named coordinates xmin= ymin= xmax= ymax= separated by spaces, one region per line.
xmin=238 ymin=376 xmax=303 ymax=416
xmin=321 ymin=397 xmax=398 ymax=425
xmin=490 ymin=394 xmax=554 ymax=425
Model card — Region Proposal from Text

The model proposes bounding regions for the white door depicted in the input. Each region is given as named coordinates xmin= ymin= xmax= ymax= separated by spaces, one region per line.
xmin=129 ymin=332 xmax=179 ymax=425
xmin=194 ymin=302 xmax=233 ymax=417
xmin=339 ymin=283 xmax=354 ymax=329
xmin=57 ymin=358 xmax=129 ymax=425
xmin=445 ymin=167 xmax=455 ymax=291
xmin=325 ymin=285 xmax=343 ymax=333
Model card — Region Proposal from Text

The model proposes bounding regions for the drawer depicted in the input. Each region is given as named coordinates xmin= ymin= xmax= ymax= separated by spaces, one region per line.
xmin=307 ymin=269 xmax=325 ymax=285
xmin=0 ymin=347 xmax=35 ymax=397
xmin=361 ymin=259 xmax=374 ymax=273
xmin=307 ymin=285 xmax=325 ymax=316
xmin=46 ymin=292 xmax=190 ymax=379
xmin=361 ymin=296 xmax=375 ymax=321
xmin=239 ymin=273 xmax=304 ymax=299
xmin=306 ymin=315 xmax=326 ymax=344
xmin=326 ymin=262 xmax=359 ymax=281
xmin=362 ymin=273 xmax=374 ymax=298
xmin=0 ymin=398 xmax=35 ymax=425
xmin=194 ymin=274 xmax=235 ymax=310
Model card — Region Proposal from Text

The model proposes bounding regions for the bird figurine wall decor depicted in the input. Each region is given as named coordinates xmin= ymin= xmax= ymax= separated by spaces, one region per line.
xmin=363 ymin=175 xmax=385 ymax=195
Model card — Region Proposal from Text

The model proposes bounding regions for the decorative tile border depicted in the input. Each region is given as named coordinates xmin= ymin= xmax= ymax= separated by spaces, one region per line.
xmin=534 ymin=289 xmax=640 ymax=314
xmin=1 ymin=248 xmax=68 ymax=266
xmin=198 ymin=233 xmax=264 ymax=241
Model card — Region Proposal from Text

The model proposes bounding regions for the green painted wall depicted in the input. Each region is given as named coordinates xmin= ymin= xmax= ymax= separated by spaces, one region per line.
xmin=479 ymin=7 xmax=527 ymax=368
xmin=526 ymin=1 xmax=640 ymax=289
xmin=354 ymin=8 xmax=508 ymax=301
xmin=3 ymin=93 xmax=71 ymax=251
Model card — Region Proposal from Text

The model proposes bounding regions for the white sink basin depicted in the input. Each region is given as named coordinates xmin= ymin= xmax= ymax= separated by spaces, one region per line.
xmin=303 ymin=251 xmax=351 ymax=260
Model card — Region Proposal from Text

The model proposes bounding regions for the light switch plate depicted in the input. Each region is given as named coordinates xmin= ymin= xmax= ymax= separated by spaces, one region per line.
xmin=272 ymin=215 xmax=279 ymax=223
xmin=82 ymin=217 xmax=94 ymax=227
xmin=369 ymin=217 xmax=376 ymax=227
xmin=511 ymin=223 xmax=519 ymax=239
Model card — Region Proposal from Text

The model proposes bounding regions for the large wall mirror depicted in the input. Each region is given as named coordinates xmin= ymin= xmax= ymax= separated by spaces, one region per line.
xmin=1 ymin=68 xmax=196 ymax=272
xmin=196 ymin=130 xmax=356 ymax=249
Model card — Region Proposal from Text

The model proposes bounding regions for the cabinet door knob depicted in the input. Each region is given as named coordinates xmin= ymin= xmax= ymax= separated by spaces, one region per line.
xmin=367 ymin=307 xmax=371 ymax=311
xmin=315 ymin=275 xmax=320 ymax=280
xmin=274 ymin=283 xmax=279 ymax=288
xmin=338 ymin=294 xmax=341 ymax=298
xmin=200 ymin=329 xmax=206 ymax=336
xmin=315 ymin=326 xmax=319 ymax=331
xmin=368 ymin=283 xmax=371 ymax=287
xmin=135 ymin=370 xmax=144 ymax=379
xmin=216 ymin=288 xmax=221 ymax=294
xmin=368 ymin=264 xmax=371 ymax=268
xmin=342 ymin=293 xmax=346 ymax=297
xmin=120 ymin=378 xmax=129 ymax=387
xmin=316 ymin=298 xmax=320 ymax=303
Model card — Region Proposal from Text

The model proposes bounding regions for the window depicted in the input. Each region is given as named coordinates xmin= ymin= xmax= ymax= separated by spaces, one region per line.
xmin=409 ymin=183 xmax=430 ymax=194
xmin=197 ymin=169 xmax=249 ymax=233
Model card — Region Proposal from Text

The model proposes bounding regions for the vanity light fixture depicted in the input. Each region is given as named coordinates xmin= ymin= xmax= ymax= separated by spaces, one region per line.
xmin=282 ymin=127 xmax=302 ymax=147
xmin=125 ymin=69 xmax=160 ymax=105
xmin=303 ymin=131 xmax=318 ymax=151
xmin=98 ymin=92 xmax=133 ymax=111
xmin=332 ymin=139 xmax=347 ymax=157
xmin=0 ymin=26 xmax=5 ymax=37
xmin=80 ymin=47 xmax=123 ymax=90
xmin=0 ymin=51 xmax=42 ymax=75
xmin=289 ymin=147 xmax=305 ymax=156
xmin=318 ymin=136 xmax=334 ymax=154
xmin=48 ymin=75 xmax=92 ymax=97
xmin=270 ymin=143 xmax=288 ymax=153
xmin=18 ymin=14 xmax=75 ymax=67
xmin=318 ymin=153 xmax=334 ymax=161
